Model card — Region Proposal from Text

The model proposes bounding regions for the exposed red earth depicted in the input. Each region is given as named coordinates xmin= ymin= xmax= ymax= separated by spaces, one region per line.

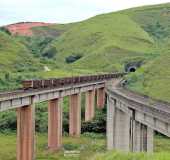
xmin=4 ymin=22 xmax=53 ymax=36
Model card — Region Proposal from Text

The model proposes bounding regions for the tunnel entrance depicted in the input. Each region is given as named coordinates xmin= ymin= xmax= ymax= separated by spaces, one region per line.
xmin=124 ymin=61 xmax=143 ymax=73
xmin=129 ymin=67 xmax=136 ymax=72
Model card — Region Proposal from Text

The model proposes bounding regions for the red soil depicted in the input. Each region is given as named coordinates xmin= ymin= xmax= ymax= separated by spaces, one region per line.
xmin=5 ymin=22 xmax=53 ymax=36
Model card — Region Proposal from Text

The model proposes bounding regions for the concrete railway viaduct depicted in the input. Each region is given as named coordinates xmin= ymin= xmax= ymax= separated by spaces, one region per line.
xmin=0 ymin=73 xmax=170 ymax=160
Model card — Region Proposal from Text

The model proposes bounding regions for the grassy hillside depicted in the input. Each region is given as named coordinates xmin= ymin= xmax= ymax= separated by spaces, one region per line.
xmin=32 ymin=23 xmax=74 ymax=37
xmin=127 ymin=53 xmax=170 ymax=102
xmin=124 ymin=3 xmax=170 ymax=102
xmin=31 ymin=3 xmax=170 ymax=102
xmin=0 ymin=31 xmax=41 ymax=73
xmin=1 ymin=3 xmax=170 ymax=102
xmin=50 ymin=13 xmax=156 ymax=72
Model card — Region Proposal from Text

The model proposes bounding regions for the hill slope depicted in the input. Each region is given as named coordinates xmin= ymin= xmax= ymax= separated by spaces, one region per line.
xmin=48 ymin=13 xmax=156 ymax=72
xmin=5 ymin=22 xmax=53 ymax=36
xmin=0 ymin=31 xmax=41 ymax=73
xmin=124 ymin=3 xmax=170 ymax=102
xmin=1 ymin=3 xmax=170 ymax=102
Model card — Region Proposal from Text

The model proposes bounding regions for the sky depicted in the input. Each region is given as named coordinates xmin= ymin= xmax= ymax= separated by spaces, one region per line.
xmin=0 ymin=0 xmax=170 ymax=26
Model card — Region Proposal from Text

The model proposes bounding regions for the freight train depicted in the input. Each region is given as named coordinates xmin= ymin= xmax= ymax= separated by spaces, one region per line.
xmin=22 ymin=73 xmax=125 ymax=90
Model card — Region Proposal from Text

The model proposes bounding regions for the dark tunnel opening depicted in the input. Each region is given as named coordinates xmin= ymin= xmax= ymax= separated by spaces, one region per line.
xmin=129 ymin=67 xmax=136 ymax=72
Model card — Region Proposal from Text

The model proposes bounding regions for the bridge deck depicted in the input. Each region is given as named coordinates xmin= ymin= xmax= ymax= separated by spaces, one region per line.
xmin=106 ymin=84 xmax=170 ymax=137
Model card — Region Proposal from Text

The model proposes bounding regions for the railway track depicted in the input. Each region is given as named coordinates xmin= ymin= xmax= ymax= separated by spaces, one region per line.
xmin=111 ymin=85 xmax=170 ymax=115
xmin=0 ymin=73 xmax=125 ymax=99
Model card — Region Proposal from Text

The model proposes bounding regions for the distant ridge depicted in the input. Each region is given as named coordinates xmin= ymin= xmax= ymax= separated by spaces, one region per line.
xmin=4 ymin=22 xmax=54 ymax=36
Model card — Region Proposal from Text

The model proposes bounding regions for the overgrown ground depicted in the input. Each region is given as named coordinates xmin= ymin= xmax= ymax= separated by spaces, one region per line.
xmin=0 ymin=133 xmax=105 ymax=160
xmin=0 ymin=133 xmax=170 ymax=160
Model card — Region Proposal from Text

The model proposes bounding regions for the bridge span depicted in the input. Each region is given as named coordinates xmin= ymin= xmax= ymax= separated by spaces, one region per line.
xmin=0 ymin=73 xmax=170 ymax=160
xmin=0 ymin=73 xmax=123 ymax=160
xmin=106 ymin=81 xmax=170 ymax=152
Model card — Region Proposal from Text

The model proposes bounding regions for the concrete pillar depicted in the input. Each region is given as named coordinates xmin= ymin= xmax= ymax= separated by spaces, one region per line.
xmin=132 ymin=122 xmax=153 ymax=153
xmin=48 ymin=98 xmax=63 ymax=151
xmin=17 ymin=104 xmax=35 ymax=160
xmin=114 ymin=106 xmax=131 ymax=152
xmin=141 ymin=125 xmax=147 ymax=152
xmin=107 ymin=96 xmax=115 ymax=150
xmin=69 ymin=93 xmax=81 ymax=137
xmin=146 ymin=127 xmax=154 ymax=152
xmin=132 ymin=121 xmax=142 ymax=152
xmin=97 ymin=87 xmax=105 ymax=109
xmin=85 ymin=90 xmax=95 ymax=121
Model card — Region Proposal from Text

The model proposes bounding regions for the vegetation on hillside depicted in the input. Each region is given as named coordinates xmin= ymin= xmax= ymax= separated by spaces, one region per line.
xmin=0 ymin=31 xmax=42 ymax=73
xmin=124 ymin=3 xmax=170 ymax=102
xmin=1 ymin=3 xmax=170 ymax=101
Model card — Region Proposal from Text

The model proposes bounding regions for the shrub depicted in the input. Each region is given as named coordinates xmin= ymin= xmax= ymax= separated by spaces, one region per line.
xmin=65 ymin=55 xmax=82 ymax=64
xmin=0 ymin=27 xmax=11 ymax=35
xmin=42 ymin=46 xmax=57 ymax=59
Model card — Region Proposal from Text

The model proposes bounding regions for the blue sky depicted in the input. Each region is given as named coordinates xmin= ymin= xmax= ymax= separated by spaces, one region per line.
xmin=0 ymin=0 xmax=170 ymax=26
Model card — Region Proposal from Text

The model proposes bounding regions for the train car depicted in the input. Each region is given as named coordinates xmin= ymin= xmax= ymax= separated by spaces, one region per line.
xmin=43 ymin=79 xmax=53 ymax=88
xmin=22 ymin=80 xmax=33 ymax=89
xmin=33 ymin=80 xmax=43 ymax=88
xmin=22 ymin=79 xmax=43 ymax=89
xmin=65 ymin=77 xmax=72 ymax=85
xmin=52 ymin=79 xmax=61 ymax=87
xmin=22 ymin=73 xmax=125 ymax=90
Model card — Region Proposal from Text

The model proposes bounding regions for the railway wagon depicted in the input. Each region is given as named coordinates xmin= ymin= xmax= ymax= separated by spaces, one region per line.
xmin=22 ymin=73 xmax=125 ymax=90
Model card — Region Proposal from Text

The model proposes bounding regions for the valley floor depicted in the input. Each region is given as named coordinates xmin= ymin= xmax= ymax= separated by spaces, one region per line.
xmin=0 ymin=133 xmax=170 ymax=160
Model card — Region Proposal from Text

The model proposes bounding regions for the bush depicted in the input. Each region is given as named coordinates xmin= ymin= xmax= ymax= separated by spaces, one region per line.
xmin=42 ymin=46 xmax=57 ymax=59
xmin=65 ymin=55 xmax=82 ymax=64
xmin=82 ymin=107 xmax=106 ymax=133
xmin=0 ymin=111 xmax=16 ymax=132
xmin=0 ymin=27 xmax=11 ymax=35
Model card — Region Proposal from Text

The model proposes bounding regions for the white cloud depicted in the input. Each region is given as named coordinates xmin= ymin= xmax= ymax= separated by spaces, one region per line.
xmin=0 ymin=0 xmax=170 ymax=26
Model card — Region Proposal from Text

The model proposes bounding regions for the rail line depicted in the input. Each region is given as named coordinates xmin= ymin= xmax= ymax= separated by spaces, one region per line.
xmin=0 ymin=73 xmax=124 ymax=100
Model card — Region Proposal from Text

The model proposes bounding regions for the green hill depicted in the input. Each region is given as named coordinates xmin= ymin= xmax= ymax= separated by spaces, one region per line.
xmin=1 ymin=3 xmax=170 ymax=102
xmin=127 ymin=52 xmax=170 ymax=102
xmin=52 ymin=13 xmax=156 ymax=72
xmin=0 ymin=31 xmax=41 ymax=73
xmin=124 ymin=3 xmax=170 ymax=102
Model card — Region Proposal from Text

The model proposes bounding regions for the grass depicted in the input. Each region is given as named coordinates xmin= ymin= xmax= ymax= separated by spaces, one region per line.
xmin=0 ymin=133 xmax=106 ymax=160
xmin=127 ymin=52 xmax=170 ymax=102
xmin=0 ymin=133 xmax=170 ymax=160
xmin=0 ymin=31 xmax=41 ymax=73
xmin=92 ymin=152 xmax=170 ymax=160
xmin=50 ymin=12 xmax=155 ymax=71
xmin=92 ymin=135 xmax=170 ymax=160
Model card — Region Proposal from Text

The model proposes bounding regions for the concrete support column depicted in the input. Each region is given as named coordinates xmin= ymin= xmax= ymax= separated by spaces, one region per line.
xmin=132 ymin=122 xmax=153 ymax=152
xmin=69 ymin=93 xmax=81 ymax=137
xmin=114 ymin=108 xmax=131 ymax=152
xmin=97 ymin=87 xmax=105 ymax=109
xmin=48 ymin=98 xmax=63 ymax=151
xmin=140 ymin=125 xmax=147 ymax=152
xmin=132 ymin=121 xmax=142 ymax=152
xmin=146 ymin=127 xmax=154 ymax=152
xmin=85 ymin=90 xmax=95 ymax=121
xmin=17 ymin=104 xmax=35 ymax=160
xmin=114 ymin=106 xmax=131 ymax=152
xmin=107 ymin=96 xmax=115 ymax=150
